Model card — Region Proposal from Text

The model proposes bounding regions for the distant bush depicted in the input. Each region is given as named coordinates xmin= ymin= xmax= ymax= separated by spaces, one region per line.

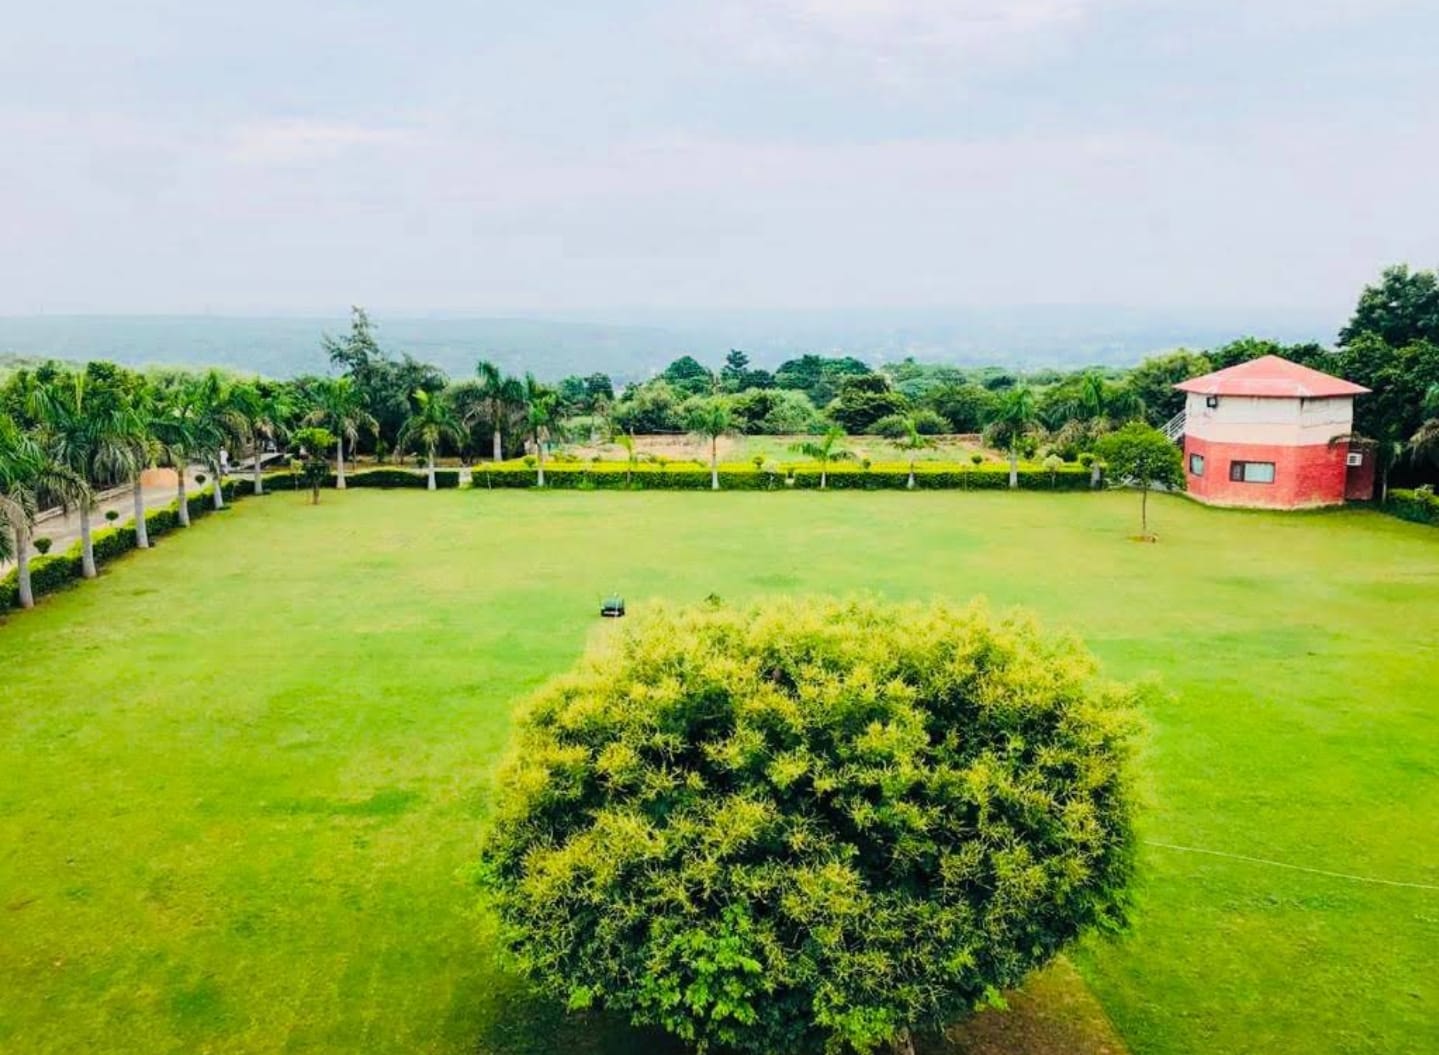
xmin=470 ymin=463 xmax=1096 ymax=492
xmin=32 ymin=537 xmax=52 ymax=555
xmin=243 ymin=468 xmax=458 ymax=492
xmin=480 ymin=597 xmax=1139 ymax=1055
xmin=1387 ymin=488 xmax=1439 ymax=526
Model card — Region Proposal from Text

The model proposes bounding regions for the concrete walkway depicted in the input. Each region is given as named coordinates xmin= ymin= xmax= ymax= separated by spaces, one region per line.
xmin=2 ymin=467 xmax=210 ymax=572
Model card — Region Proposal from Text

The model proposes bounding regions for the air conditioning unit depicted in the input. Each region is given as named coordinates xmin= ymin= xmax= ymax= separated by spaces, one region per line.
xmin=1346 ymin=451 xmax=1363 ymax=467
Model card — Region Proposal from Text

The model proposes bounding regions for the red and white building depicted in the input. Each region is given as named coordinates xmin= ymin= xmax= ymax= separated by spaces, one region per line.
xmin=1172 ymin=355 xmax=1373 ymax=509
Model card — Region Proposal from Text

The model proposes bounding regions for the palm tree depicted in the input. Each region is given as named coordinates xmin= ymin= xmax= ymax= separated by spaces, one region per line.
xmin=31 ymin=371 xmax=133 ymax=578
xmin=398 ymin=389 xmax=465 ymax=490
xmin=1410 ymin=384 xmax=1439 ymax=468
xmin=687 ymin=398 xmax=732 ymax=490
xmin=118 ymin=387 xmax=157 ymax=549
xmin=523 ymin=374 xmax=557 ymax=487
xmin=307 ymin=377 xmax=377 ymax=489
xmin=895 ymin=416 xmax=936 ymax=490
xmin=1 ymin=415 xmax=87 ymax=608
xmin=614 ymin=430 xmax=640 ymax=488
xmin=989 ymin=385 xmax=1040 ymax=489
xmin=191 ymin=372 xmax=250 ymax=510
xmin=790 ymin=425 xmax=852 ymax=489
xmin=235 ymin=383 xmax=293 ymax=496
xmin=474 ymin=361 xmax=527 ymax=462
xmin=151 ymin=384 xmax=202 ymax=527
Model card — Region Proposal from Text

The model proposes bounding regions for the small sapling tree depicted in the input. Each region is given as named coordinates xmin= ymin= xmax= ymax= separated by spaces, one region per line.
xmin=290 ymin=427 xmax=336 ymax=505
xmin=480 ymin=597 xmax=1139 ymax=1055
xmin=1098 ymin=422 xmax=1185 ymax=539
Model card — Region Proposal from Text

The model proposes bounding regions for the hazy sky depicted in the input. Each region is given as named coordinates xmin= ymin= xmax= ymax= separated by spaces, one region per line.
xmin=2 ymin=1 xmax=1435 ymax=316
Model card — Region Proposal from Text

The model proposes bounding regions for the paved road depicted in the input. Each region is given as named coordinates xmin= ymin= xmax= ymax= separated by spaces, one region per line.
xmin=2 ymin=467 xmax=211 ymax=571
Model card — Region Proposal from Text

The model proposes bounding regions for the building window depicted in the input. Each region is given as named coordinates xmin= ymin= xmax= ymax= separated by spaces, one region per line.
xmin=1205 ymin=395 xmax=1220 ymax=409
xmin=1229 ymin=460 xmax=1276 ymax=484
xmin=1346 ymin=451 xmax=1364 ymax=467
xmin=1189 ymin=453 xmax=1205 ymax=476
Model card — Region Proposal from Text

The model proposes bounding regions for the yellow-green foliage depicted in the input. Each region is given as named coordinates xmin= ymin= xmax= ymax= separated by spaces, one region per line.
xmin=480 ymin=597 xmax=1140 ymax=1054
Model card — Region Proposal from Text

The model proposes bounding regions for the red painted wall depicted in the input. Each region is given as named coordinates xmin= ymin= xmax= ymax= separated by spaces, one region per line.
xmin=1183 ymin=436 xmax=1350 ymax=508
xmin=1345 ymin=449 xmax=1376 ymax=501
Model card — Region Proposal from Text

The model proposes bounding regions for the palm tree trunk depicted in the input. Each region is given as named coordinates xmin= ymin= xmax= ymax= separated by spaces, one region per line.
xmin=1090 ymin=461 xmax=1102 ymax=489
xmin=908 ymin=458 xmax=916 ymax=490
xmin=537 ymin=446 xmax=546 ymax=488
xmin=426 ymin=449 xmax=437 ymax=491
xmin=212 ymin=463 xmax=226 ymax=510
xmin=132 ymin=472 xmax=150 ymax=548
xmin=177 ymin=471 xmax=191 ymax=527
xmin=493 ymin=427 xmax=503 ymax=463
xmin=254 ymin=440 xmax=265 ymax=496
xmin=710 ymin=437 xmax=719 ymax=490
xmin=336 ymin=438 xmax=347 ymax=489
xmin=79 ymin=498 xmax=96 ymax=579
xmin=1142 ymin=486 xmax=1150 ymax=536
xmin=16 ymin=530 xmax=34 ymax=608
xmin=1008 ymin=449 xmax=1019 ymax=489
xmin=820 ymin=460 xmax=828 ymax=490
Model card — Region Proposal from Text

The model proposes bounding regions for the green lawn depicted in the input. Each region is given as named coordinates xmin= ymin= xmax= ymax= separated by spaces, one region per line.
xmin=1 ymin=490 xmax=1436 ymax=1054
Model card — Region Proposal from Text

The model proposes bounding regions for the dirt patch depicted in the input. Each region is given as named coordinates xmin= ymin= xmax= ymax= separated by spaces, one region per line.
xmin=930 ymin=958 xmax=1128 ymax=1055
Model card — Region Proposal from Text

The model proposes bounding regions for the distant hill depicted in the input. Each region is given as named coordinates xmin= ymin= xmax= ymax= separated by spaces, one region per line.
xmin=0 ymin=307 xmax=1340 ymax=382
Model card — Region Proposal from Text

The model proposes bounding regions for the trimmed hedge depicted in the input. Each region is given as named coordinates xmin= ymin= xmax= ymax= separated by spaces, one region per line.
xmin=245 ymin=467 xmax=459 ymax=491
xmin=1 ymin=483 xmax=237 ymax=613
xmin=1386 ymin=488 xmax=1439 ymax=526
xmin=468 ymin=461 xmax=1098 ymax=491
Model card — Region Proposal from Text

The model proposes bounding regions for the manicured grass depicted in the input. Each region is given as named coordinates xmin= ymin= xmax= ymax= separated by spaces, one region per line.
xmin=1 ymin=490 xmax=1436 ymax=1054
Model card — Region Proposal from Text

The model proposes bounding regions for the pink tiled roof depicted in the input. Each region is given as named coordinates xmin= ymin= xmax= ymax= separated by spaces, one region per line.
xmin=1174 ymin=355 xmax=1370 ymax=398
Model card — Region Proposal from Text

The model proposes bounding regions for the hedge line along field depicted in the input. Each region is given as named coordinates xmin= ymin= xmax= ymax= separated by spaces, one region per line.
xmin=0 ymin=490 xmax=1436 ymax=1055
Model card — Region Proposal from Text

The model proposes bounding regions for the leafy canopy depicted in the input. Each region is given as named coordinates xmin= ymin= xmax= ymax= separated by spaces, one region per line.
xmin=480 ymin=597 xmax=1139 ymax=1055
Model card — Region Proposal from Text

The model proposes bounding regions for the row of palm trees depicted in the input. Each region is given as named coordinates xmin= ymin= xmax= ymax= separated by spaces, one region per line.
xmin=0 ymin=362 xmax=558 ymax=610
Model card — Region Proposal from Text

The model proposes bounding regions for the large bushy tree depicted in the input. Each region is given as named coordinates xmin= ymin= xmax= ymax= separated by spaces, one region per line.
xmin=1339 ymin=264 xmax=1439 ymax=350
xmin=480 ymin=597 xmax=1138 ymax=1055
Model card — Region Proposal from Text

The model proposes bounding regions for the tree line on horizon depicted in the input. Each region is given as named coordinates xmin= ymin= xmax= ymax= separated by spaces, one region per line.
xmin=3 ymin=266 xmax=1438 ymax=606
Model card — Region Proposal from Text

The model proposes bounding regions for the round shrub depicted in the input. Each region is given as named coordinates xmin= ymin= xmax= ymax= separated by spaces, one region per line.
xmin=33 ymin=536 xmax=52 ymax=555
xmin=479 ymin=597 xmax=1138 ymax=1055
xmin=105 ymin=509 xmax=120 ymax=523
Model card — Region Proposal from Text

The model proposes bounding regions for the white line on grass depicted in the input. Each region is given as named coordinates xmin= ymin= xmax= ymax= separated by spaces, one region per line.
xmin=1144 ymin=841 xmax=1439 ymax=892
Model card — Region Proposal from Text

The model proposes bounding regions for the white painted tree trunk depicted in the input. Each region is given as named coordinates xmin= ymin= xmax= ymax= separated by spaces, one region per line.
xmin=1090 ymin=461 xmax=1102 ymax=488
xmin=79 ymin=500 xmax=96 ymax=578
xmin=493 ymin=428 xmax=503 ymax=462
xmin=254 ymin=441 xmax=265 ymax=495
xmin=1009 ymin=449 xmax=1019 ymax=489
xmin=177 ymin=473 xmax=191 ymax=527
xmin=14 ymin=526 xmax=33 ymax=608
xmin=820 ymin=462 xmax=828 ymax=490
xmin=710 ymin=438 xmax=719 ymax=490
xmin=907 ymin=459 xmax=916 ymax=490
xmin=426 ymin=450 xmax=437 ymax=491
xmin=212 ymin=465 xmax=225 ymax=510
xmin=132 ymin=474 xmax=150 ymax=548
xmin=536 ymin=448 xmax=546 ymax=488
xmin=335 ymin=438 xmax=347 ymax=489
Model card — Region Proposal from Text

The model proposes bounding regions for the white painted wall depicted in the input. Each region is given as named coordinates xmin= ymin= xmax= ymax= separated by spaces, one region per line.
xmin=1185 ymin=393 xmax=1353 ymax=445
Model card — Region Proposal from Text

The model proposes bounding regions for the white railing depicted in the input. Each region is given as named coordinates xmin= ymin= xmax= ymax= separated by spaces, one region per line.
xmin=1162 ymin=412 xmax=1186 ymax=442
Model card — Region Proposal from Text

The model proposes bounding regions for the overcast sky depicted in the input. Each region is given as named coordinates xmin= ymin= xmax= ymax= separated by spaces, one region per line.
xmin=2 ymin=1 xmax=1435 ymax=316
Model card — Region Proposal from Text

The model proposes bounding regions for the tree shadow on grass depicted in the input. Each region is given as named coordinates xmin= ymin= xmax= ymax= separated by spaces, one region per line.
xmin=459 ymin=959 xmax=1123 ymax=1055
xmin=461 ymin=970 xmax=685 ymax=1055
